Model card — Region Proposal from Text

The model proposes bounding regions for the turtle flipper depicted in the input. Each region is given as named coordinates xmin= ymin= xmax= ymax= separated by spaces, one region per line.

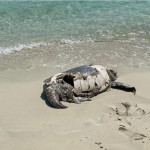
xmin=44 ymin=85 xmax=68 ymax=109
xmin=111 ymin=81 xmax=136 ymax=94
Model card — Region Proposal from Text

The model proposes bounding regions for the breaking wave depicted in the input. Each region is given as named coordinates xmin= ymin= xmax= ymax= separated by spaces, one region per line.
xmin=0 ymin=42 xmax=52 ymax=54
xmin=0 ymin=39 xmax=95 ymax=55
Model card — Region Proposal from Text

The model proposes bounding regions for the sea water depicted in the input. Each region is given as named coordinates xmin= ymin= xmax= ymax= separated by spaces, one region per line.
xmin=0 ymin=1 xmax=150 ymax=73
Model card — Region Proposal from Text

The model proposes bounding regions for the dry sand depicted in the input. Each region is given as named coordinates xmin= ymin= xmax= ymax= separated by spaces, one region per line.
xmin=0 ymin=70 xmax=150 ymax=150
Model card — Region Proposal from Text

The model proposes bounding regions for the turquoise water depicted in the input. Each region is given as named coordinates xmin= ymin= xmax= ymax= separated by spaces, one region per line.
xmin=0 ymin=1 xmax=150 ymax=49
xmin=0 ymin=1 xmax=150 ymax=73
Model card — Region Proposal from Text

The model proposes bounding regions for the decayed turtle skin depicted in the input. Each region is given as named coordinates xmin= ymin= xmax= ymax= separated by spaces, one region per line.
xmin=43 ymin=65 xmax=136 ymax=108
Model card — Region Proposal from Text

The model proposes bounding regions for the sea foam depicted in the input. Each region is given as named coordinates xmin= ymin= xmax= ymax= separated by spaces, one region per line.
xmin=0 ymin=42 xmax=51 ymax=55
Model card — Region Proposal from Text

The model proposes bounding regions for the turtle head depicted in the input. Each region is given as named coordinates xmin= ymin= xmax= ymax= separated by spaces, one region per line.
xmin=107 ymin=69 xmax=118 ymax=81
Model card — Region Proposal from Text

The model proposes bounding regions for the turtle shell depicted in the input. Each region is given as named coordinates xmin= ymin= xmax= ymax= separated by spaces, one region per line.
xmin=44 ymin=65 xmax=110 ymax=93
xmin=65 ymin=65 xmax=110 ymax=92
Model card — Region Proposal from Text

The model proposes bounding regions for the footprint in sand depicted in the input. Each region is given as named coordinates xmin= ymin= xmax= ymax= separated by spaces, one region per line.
xmin=110 ymin=102 xmax=147 ymax=119
xmin=109 ymin=102 xmax=150 ymax=141
xmin=84 ymin=118 xmax=103 ymax=127
xmin=119 ymin=126 xmax=147 ymax=140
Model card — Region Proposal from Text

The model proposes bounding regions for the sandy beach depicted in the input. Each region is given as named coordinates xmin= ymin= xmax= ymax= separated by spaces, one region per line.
xmin=0 ymin=70 xmax=150 ymax=150
xmin=0 ymin=1 xmax=150 ymax=149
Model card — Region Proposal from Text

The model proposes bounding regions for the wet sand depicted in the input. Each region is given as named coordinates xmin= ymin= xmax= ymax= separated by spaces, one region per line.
xmin=0 ymin=70 xmax=150 ymax=150
xmin=0 ymin=41 xmax=150 ymax=73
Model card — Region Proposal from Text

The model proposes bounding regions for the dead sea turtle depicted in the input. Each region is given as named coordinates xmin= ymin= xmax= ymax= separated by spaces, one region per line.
xmin=43 ymin=65 xmax=136 ymax=108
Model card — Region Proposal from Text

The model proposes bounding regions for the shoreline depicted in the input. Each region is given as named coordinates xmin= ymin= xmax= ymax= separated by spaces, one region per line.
xmin=0 ymin=40 xmax=150 ymax=74
xmin=0 ymin=70 xmax=150 ymax=150
xmin=1 ymin=1 xmax=150 ymax=149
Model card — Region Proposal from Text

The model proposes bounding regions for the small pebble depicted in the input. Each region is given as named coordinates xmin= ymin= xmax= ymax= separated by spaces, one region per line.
xmin=95 ymin=142 xmax=101 ymax=145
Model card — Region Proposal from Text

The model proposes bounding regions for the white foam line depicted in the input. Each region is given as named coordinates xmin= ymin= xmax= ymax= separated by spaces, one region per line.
xmin=0 ymin=38 xmax=95 ymax=54
xmin=60 ymin=38 xmax=94 ymax=44
xmin=0 ymin=42 xmax=51 ymax=55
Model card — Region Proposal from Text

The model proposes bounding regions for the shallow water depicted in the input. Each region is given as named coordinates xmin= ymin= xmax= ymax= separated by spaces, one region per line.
xmin=0 ymin=41 xmax=150 ymax=74
xmin=0 ymin=1 xmax=150 ymax=73
xmin=0 ymin=1 xmax=150 ymax=47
